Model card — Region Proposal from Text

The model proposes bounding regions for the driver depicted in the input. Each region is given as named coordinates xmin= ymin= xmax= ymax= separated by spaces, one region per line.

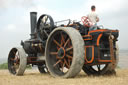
xmin=87 ymin=5 xmax=99 ymax=31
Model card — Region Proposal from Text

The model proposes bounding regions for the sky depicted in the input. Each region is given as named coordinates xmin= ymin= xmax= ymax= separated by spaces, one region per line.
xmin=0 ymin=0 xmax=128 ymax=59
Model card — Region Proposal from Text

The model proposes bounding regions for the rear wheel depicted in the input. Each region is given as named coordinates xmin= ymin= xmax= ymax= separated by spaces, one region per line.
xmin=82 ymin=43 xmax=119 ymax=75
xmin=45 ymin=27 xmax=85 ymax=78
xmin=82 ymin=64 xmax=110 ymax=75
xmin=8 ymin=47 xmax=27 ymax=75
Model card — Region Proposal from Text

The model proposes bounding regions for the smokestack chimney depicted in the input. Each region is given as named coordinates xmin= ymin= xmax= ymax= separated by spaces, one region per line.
xmin=30 ymin=12 xmax=37 ymax=39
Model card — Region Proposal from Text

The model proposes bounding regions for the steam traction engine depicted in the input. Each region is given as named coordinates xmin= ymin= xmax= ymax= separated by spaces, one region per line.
xmin=8 ymin=12 xmax=119 ymax=78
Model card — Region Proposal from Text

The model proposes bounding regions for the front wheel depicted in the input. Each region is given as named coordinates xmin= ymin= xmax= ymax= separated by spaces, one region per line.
xmin=8 ymin=47 xmax=27 ymax=75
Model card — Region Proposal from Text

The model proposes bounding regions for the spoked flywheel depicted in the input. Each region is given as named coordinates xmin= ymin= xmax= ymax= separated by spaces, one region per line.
xmin=37 ymin=14 xmax=54 ymax=43
xmin=45 ymin=27 xmax=85 ymax=78
xmin=82 ymin=43 xmax=119 ymax=75
xmin=8 ymin=47 xmax=27 ymax=75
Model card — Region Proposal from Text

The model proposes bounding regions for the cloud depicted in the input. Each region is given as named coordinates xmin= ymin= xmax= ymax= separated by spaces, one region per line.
xmin=83 ymin=0 xmax=125 ymax=13
xmin=5 ymin=24 xmax=16 ymax=31
xmin=0 ymin=0 xmax=35 ymax=9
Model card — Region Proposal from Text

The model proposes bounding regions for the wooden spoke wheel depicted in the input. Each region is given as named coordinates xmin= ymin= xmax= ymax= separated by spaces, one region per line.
xmin=8 ymin=47 xmax=27 ymax=75
xmin=82 ymin=43 xmax=119 ymax=75
xmin=45 ymin=27 xmax=85 ymax=78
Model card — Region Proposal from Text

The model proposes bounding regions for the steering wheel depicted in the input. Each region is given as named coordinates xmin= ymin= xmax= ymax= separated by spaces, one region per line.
xmin=37 ymin=14 xmax=54 ymax=41
xmin=81 ymin=16 xmax=93 ymax=27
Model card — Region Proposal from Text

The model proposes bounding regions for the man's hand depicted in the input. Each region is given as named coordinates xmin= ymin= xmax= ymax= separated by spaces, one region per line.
xmin=96 ymin=17 xmax=99 ymax=22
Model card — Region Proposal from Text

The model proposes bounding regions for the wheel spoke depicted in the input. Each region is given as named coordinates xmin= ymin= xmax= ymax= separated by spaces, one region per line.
xmin=65 ymin=47 xmax=73 ymax=52
xmin=68 ymin=40 xmax=72 ymax=47
xmin=53 ymin=39 xmax=61 ymax=47
xmin=68 ymin=59 xmax=71 ymax=67
xmin=56 ymin=56 xmax=61 ymax=59
xmin=97 ymin=65 xmax=101 ymax=72
xmin=50 ymin=52 xmax=58 ymax=55
xmin=15 ymin=55 xmax=19 ymax=60
xmin=43 ymin=30 xmax=49 ymax=37
xmin=44 ymin=16 xmax=48 ymax=25
xmin=14 ymin=54 xmax=19 ymax=63
xmin=64 ymin=59 xmax=70 ymax=69
xmin=53 ymin=60 xmax=61 ymax=67
xmin=61 ymin=32 xmax=65 ymax=46
xmin=64 ymin=38 xmax=70 ymax=48
xmin=59 ymin=61 xmax=63 ymax=71
xmin=62 ymin=60 xmax=66 ymax=71
xmin=66 ymin=54 xmax=72 ymax=59
xmin=16 ymin=51 xmax=20 ymax=59
xmin=40 ymin=22 xmax=44 ymax=29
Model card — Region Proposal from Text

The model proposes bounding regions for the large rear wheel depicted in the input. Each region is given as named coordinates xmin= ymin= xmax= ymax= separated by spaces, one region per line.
xmin=45 ymin=27 xmax=85 ymax=78
xmin=82 ymin=43 xmax=119 ymax=75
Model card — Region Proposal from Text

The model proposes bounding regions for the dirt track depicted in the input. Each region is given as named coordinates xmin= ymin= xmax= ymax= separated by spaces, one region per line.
xmin=0 ymin=69 xmax=128 ymax=85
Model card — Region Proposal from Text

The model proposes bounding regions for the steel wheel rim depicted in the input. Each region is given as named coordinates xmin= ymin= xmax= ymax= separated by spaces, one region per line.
xmin=8 ymin=49 xmax=20 ymax=75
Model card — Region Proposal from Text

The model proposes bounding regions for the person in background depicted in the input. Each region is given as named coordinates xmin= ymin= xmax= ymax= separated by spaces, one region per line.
xmin=87 ymin=5 xmax=99 ymax=31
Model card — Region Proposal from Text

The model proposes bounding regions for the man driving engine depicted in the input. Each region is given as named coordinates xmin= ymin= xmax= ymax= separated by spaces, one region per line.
xmin=87 ymin=5 xmax=99 ymax=31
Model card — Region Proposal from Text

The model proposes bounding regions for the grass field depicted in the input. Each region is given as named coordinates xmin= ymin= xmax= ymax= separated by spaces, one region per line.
xmin=0 ymin=69 xmax=128 ymax=85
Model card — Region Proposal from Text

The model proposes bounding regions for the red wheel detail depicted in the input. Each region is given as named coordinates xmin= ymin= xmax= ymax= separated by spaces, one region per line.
xmin=50 ymin=52 xmax=58 ymax=55
xmin=53 ymin=60 xmax=62 ymax=67
xmin=64 ymin=59 xmax=70 ymax=69
xmin=53 ymin=39 xmax=61 ymax=47
xmin=64 ymin=38 xmax=70 ymax=48
xmin=66 ymin=54 xmax=72 ymax=59
xmin=81 ymin=16 xmax=94 ymax=27
xmin=65 ymin=47 xmax=73 ymax=52
xmin=61 ymin=32 xmax=65 ymax=46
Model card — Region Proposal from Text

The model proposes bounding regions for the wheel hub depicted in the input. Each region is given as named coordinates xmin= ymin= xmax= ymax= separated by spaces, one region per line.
xmin=58 ymin=48 xmax=65 ymax=58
